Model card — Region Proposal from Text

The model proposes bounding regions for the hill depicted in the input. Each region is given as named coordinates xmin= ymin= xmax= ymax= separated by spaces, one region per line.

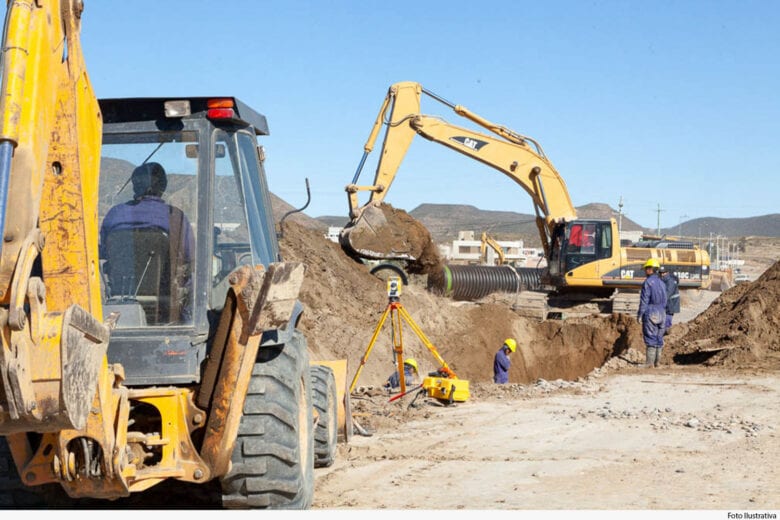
xmin=316 ymin=202 xmax=645 ymax=247
xmin=659 ymin=214 xmax=780 ymax=240
xmin=315 ymin=204 xmax=780 ymax=245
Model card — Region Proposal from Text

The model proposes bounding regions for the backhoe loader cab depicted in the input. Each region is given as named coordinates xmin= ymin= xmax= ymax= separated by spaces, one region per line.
xmin=98 ymin=97 xmax=283 ymax=385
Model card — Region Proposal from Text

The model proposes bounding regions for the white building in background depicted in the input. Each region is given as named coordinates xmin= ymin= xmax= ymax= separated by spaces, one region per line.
xmin=619 ymin=230 xmax=644 ymax=245
xmin=325 ymin=226 xmax=342 ymax=243
xmin=441 ymin=231 xmax=546 ymax=267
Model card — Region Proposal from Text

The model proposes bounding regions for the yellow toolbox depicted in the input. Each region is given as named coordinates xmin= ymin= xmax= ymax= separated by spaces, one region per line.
xmin=422 ymin=376 xmax=469 ymax=403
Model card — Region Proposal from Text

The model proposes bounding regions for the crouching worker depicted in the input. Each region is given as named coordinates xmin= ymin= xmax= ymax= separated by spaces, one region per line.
xmin=384 ymin=358 xmax=419 ymax=392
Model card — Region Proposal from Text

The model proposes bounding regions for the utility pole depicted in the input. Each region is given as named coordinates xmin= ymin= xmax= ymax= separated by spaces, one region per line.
xmin=678 ymin=214 xmax=689 ymax=239
xmin=656 ymin=203 xmax=664 ymax=236
xmin=617 ymin=196 xmax=624 ymax=237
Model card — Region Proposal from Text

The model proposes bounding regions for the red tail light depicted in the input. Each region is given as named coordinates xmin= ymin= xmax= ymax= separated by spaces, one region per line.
xmin=207 ymin=98 xmax=236 ymax=120
xmin=207 ymin=108 xmax=236 ymax=119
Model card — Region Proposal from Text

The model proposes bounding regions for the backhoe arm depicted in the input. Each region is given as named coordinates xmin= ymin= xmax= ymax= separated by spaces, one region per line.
xmin=0 ymin=0 xmax=127 ymax=494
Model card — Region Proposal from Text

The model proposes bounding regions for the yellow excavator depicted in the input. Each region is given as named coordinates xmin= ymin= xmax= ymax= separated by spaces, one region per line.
xmin=480 ymin=232 xmax=507 ymax=265
xmin=0 ymin=0 xmax=348 ymax=508
xmin=341 ymin=81 xmax=710 ymax=317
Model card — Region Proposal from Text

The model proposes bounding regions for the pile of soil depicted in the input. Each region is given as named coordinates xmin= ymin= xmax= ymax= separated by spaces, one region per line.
xmin=279 ymin=221 xmax=645 ymax=389
xmin=666 ymin=260 xmax=780 ymax=368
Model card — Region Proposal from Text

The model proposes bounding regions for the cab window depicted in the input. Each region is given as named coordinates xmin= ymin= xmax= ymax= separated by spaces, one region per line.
xmin=98 ymin=131 xmax=198 ymax=328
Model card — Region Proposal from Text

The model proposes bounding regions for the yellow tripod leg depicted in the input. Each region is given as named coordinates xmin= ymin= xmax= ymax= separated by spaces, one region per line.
xmin=349 ymin=303 xmax=392 ymax=393
xmin=390 ymin=305 xmax=407 ymax=393
xmin=398 ymin=304 xmax=457 ymax=379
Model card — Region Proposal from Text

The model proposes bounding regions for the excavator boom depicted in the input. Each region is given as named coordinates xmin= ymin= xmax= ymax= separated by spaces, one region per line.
xmin=342 ymin=81 xmax=577 ymax=262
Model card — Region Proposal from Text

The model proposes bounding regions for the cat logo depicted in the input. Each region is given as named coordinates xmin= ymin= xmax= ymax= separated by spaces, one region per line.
xmin=450 ymin=136 xmax=488 ymax=151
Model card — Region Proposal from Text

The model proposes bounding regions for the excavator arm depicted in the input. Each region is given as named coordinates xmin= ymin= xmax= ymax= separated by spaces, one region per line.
xmin=343 ymin=81 xmax=577 ymax=261
xmin=480 ymin=232 xmax=506 ymax=265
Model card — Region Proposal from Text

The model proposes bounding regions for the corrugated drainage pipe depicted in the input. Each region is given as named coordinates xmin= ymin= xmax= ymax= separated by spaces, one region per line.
xmin=427 ymin=264 xmax=519 ymax=301
xmin=427 ymin=265 xmax=545 ymax=301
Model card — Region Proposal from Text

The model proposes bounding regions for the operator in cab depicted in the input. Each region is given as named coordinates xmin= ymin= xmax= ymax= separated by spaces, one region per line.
xmin=100 ymin=162 xmax=195 ymax=323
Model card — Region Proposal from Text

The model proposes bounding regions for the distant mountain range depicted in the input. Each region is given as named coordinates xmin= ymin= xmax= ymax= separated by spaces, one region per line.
xmin=273 ymin=197 xmax=780 ymax=246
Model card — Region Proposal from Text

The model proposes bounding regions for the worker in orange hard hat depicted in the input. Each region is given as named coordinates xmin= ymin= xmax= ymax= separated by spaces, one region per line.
xmin=493 ymin=338 xmax=516 ymax=384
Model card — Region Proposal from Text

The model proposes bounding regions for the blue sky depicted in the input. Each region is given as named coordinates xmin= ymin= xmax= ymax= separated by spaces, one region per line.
xmin=6 ymin=1 xmax=779 ymax=228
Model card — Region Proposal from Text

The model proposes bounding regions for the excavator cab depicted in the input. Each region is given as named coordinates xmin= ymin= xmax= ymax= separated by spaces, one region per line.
xmin=97 ymin=97 xmax=284 ymax=385
xmin=546 ymin=220 xmax=616 ymax=290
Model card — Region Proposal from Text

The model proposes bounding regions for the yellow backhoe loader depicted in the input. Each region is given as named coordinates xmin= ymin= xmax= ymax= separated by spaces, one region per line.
xmin=0 ymin=0 xmax=347 ymax=509
xmin=341 ymin=81 xmax=710 ymax=317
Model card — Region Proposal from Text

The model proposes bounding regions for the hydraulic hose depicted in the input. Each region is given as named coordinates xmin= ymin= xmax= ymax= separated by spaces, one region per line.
xmin=0 ymin=140 xmax=13 ymax=248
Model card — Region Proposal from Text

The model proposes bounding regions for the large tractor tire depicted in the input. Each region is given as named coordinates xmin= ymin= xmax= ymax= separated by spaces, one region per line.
xmin=220 ymin=330 xmax=314 ymax=509
xmin=310 ymin=365 xmax=338 ymax=468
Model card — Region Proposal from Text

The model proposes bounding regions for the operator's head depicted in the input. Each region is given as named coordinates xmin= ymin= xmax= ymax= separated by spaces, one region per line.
xmin=658 ymin=265 xmax=668 ymax=275
xmin=643 ymin=258 xmax=660 ymax=274
xmin=403 ymin=358 xmax=418 ymax=373
xmin=503 ymin=338 xmax=517 ymax=353
xmin=132 ymin=162 xmax=167 ymax=199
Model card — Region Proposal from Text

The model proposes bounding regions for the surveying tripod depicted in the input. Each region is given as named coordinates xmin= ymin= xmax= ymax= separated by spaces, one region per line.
xmin=349 ymin=277 xmax=456 ymax=395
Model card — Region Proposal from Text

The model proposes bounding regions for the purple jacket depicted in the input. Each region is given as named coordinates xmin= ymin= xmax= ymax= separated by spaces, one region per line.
xmin=100 ymin=196 xmax=194 ymax=261
xmin=493 ymin=346 xmax=511 ymax=384
xmin=637 ymin=273 xmax=667 ymax=347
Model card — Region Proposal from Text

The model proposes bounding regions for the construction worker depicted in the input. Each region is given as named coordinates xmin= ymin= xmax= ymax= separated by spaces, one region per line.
xmin=659 ymin=266 xmax=680 ymax=333
xmin=384 ymin=358 xmax=419 ymax=391
xmin=493 ymin=338 xmax=516 ymax=384
xmin=637 ymin=259 xmax=667 ymax=368
xmin=100 ymin=162 xmax=195 ymax=323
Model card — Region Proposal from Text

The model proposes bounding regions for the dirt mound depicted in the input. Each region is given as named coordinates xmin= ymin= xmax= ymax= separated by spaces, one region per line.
xmin=666 ymin=260 xmax=780 ymax=368
xmin=279 ymin=221 xmax=645 ymax=389
xmin=340 ymin=203 xmax=443 ymax=274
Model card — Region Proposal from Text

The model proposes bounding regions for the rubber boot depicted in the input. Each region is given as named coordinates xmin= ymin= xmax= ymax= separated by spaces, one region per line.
xmin=654 ymin=347 xmax=663 ymax=368
xmin=644 ymin=348 xmax=654 ymax=368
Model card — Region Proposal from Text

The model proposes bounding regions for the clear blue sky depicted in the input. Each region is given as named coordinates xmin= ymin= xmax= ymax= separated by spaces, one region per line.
xmin=6 ymin=1 xmax=779 ymax=229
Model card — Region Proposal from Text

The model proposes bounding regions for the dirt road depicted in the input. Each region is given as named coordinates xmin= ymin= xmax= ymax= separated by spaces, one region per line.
xmin=313 ymin=366 xmax=780 ymax=510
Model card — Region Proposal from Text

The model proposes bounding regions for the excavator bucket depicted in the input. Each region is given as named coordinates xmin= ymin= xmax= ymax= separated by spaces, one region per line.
xmin=340 ymin=204 xmax=422 ymax=261
xmin=339 ymin=203 xmax=444 ymax=277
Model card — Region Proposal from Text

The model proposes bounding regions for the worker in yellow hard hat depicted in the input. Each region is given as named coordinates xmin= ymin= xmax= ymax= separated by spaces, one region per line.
xmin=637 ymin=258 xmax=668 ymax=368
xmin=493 ymin=338 xmax=516 ymax=384
xmin=384 ymin=358 xmax=419 ymax=391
